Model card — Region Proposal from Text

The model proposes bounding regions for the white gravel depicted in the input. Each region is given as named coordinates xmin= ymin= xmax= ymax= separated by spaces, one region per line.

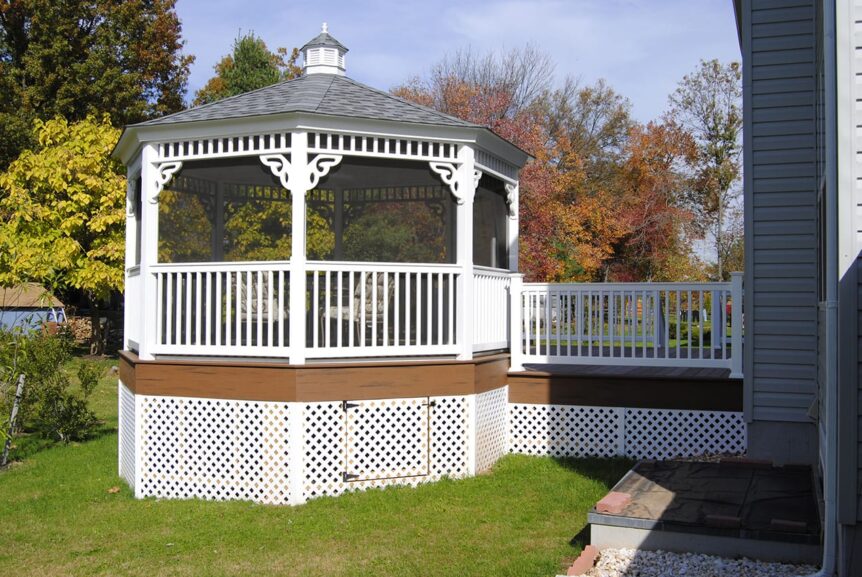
xmin=577 ymin=548 xmax=818 ymax=577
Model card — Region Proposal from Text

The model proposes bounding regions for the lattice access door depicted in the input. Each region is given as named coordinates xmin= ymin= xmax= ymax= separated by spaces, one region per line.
xmin=343 ymin=398 xmax=430 ymax=482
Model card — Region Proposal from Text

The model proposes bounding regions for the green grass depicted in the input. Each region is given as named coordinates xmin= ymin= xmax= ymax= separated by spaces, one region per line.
xmin=0 ymin=359 xmax=631 ymax=577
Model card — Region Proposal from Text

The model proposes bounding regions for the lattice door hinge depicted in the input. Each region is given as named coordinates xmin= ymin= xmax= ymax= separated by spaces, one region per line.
xmin=343 ymin=472 xmax=359 ymax=482
xmin=342 ymin=401 xmax=359 ymax=411
xmin=423 ymin=400 xmax=437 ymax=408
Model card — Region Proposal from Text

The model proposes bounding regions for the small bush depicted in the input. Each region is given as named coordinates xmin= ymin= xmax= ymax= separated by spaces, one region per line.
xmin=0 ymin=327 xmax=98 ymax=448
xmin=76 ymin=362 xmax=102 ymax=398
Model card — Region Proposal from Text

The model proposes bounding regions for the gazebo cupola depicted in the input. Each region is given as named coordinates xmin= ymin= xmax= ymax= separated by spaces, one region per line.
xmin=301 ymin=23 xmax=348 ymax=76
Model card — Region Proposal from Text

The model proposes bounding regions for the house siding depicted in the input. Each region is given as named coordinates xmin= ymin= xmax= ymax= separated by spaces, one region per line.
xmin=842 ymin=0 xmax=862 ymax=526
xmin=744 ymin=0 xmax=819 ymax=428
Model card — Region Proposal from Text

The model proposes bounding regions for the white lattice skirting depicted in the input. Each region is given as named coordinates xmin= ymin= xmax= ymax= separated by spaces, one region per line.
xmin=118 ymin=382 xmax=746 ymax=505
xmin=508 ymin=404 xmax=746 ymax=460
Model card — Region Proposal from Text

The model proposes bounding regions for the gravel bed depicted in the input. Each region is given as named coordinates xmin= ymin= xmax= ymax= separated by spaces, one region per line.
xmin=579 ymin=548 xmax=818 ymax=577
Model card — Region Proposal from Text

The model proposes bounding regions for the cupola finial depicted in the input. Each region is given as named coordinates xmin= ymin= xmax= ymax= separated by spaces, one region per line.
xmin=301 ymin=23 xmax=348 ymax=76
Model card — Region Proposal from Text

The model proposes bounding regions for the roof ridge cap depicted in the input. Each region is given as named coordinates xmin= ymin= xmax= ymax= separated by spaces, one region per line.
xmin=314 ymin=75 xmax=337 ymax=113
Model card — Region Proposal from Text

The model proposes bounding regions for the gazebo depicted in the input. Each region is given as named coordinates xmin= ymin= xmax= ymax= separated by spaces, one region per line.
xmin=114 ymin=25 xmax=528 ymax=504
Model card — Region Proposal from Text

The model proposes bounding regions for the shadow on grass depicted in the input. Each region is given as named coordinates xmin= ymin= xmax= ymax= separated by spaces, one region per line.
xmin=4 ymin=421 xmax=117 ymax=463
xmin=551 ymin=456 xmax=634 ymax=485
xmin=551 ymin=456 xmax=634 ymax=552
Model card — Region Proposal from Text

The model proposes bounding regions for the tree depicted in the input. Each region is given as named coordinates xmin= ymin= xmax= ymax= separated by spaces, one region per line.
xmin=0 ymin=116 xmax=125 ymax=305
xmin=668 ymin=59 xmax=743 ymax=280
xmin=194 ymin=33 xmax=301 ymax=105
xmin=0 ymin=0 xmax=193 ymax=170
xmin=612 ymin=121 xmax=701 ymax=281
xmin=394 ymin=48 xmax=635 ymax=282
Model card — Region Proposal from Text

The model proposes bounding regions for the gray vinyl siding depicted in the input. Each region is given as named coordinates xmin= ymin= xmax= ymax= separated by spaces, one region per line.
xmin=847 ymin=0 xmax=862 ymax=524
xmin=744 ymin=0 xmax=818 ymax=423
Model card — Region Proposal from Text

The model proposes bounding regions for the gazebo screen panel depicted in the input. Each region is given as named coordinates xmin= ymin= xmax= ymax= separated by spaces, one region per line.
xmin=473 ymin=174 xmax=508 ymax=269
xmin=158 ymin=157 xmax=294 ymax=263
xmin=311 ymin=156 xmax=456 ymax=264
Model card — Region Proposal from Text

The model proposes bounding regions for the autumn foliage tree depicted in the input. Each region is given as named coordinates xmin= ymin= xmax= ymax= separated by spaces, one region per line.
xmin=395 ymin=48 xmax=638 ymax=282
xmin=0 ymin=0 xmax=193 ymax=170
xmin=612 ymin=121 xmax=700 ymax=281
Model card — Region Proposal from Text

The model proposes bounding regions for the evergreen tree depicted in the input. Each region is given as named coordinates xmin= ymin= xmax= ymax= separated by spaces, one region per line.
xmin=194 ymin=33 xmax=301 ymax=106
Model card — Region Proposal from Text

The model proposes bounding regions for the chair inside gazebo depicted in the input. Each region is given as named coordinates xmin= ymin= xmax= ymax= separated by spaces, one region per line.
xmin=154 ymin=155 xmax=510 ymax=357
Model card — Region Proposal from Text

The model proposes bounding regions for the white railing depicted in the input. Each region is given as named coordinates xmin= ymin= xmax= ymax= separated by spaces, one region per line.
xmin=473 ymin=267 xmax=510 ymax=352
xmin=124 ymin=266 xmax=141 ymax=349
xmin=151 ymin=262 xmax=291 ymax=357
xmin=143 ymin=259 xmax=742 ymax=377
xmin=511 ymin=273 xmax=743 ymax=376
xmin=306 ymin=261 xmax=461 ymax=358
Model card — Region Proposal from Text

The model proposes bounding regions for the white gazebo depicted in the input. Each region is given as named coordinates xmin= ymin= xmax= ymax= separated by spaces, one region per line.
xmin=113 ymin=25 xmax=528 ymax=505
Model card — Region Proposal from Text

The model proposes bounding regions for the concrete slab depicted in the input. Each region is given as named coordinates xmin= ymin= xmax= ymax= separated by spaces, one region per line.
xmin=588 ymin=460 xmax=821 ymax=564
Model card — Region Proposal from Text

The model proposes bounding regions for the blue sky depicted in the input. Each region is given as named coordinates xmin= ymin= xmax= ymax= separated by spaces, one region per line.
xmin=175 ymin=0 xmax=741 ymax=122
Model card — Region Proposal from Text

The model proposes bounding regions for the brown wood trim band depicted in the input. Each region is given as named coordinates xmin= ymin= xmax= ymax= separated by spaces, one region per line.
xmin=118 ymin=350 xmax=509 ymax=402
xmin=507 ymin=372 xmax=743 ymax=411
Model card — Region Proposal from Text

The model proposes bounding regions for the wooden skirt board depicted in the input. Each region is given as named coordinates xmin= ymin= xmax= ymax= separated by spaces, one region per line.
xmin=507 ymin=365 xmax=742 ymax=412
xmin=119 ymin=351 xmax=509 ymax=402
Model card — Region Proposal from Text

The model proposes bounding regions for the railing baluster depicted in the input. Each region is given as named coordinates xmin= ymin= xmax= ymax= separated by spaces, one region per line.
xmin=372 ymin=271 xmax=378 ymax=347
xmin=426 ymin=272 xmax=432 ymax=347
xmin=313 ymin=270 xmax=320 ymax=348
xmin=225 ymin=271 xmax=232 ymax=346
xmin=267 ymin=270 xmax=274 ymax=348
xmin=393 ymin=272 xmax=400 ymax=347
xmin=405 ymin=272 xmax=412 ymax=346
xmin=384 ymin=272 xmax=390 ymax=348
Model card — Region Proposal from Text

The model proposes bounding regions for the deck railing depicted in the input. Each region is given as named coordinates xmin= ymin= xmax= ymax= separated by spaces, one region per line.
xmin=473 ymin=266 xmax=510 ymax=352
xmin=509 ymin=272 xmax=743 ymax=377
xmin=306 ymin=261 xmax=461 ymax=358
xmin=140 ymin=261 xmax=742 ymax=376
xmin=150 ymin=262 xmax=291 ymax=357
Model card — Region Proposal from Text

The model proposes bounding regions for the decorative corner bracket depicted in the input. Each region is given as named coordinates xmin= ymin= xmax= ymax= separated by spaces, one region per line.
xmin=505 ymin=183 xmax=518 ymax=219
xmin=429 ymin=162 xmax=464 ymax=204
xmin=150 ymin=161 xmax=182 ymax=203
xmin=308 ymin=154 xmax=342 ymax=189
xmin=260 ymin=154 xmax=292 ymax=189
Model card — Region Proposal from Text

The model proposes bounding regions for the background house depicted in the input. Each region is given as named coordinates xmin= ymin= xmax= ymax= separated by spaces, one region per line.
xmin=0 ymin=283 xmax=65 ymax=332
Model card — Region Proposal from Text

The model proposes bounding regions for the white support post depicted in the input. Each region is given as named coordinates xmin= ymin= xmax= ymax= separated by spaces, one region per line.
xmin=456 ymin=146 xmax=477 ymax=360
xmin=509 ymin=274 xmax=525 ymax=372
xmin=289 ymin=133 xmax=309 ymax=365
xmin=138 ymin=144 xmax=160 ymax=361
xmin=506 ymin=183 xmax=519 ymax=272
xmin=729 ymin=271 xmax=744 ymax=378
xmin=123 ymin=170 xmax=139 ymax=352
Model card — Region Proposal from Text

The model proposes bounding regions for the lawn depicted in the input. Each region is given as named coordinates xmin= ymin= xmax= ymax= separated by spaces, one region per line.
xmin=0 ymin=358 xmax=631 ymax=577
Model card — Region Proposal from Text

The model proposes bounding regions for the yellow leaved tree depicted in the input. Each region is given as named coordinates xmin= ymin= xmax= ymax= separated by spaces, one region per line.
xmin=0 ymin=116 xmax=126 ymax=301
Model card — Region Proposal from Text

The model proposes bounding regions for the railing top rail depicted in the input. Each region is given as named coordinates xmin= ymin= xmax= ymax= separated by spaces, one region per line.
xmin=307 ymin=260 xmax=461 ymax=272
xmin=522 ymin=281 xmax=732 ymax=290
xmin=473 ymin=265 xmax=513 ymax=276
xmin=150 ymin=261 xmax=292 ymax=271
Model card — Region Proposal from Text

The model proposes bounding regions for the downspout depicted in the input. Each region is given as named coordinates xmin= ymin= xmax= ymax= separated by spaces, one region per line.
xmin=806 ymin=1 xmax=838 ymax=575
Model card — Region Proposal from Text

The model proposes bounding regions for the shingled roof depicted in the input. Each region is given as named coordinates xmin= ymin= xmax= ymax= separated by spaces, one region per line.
xmin=132 ymin=74 xmax=479 ymax=129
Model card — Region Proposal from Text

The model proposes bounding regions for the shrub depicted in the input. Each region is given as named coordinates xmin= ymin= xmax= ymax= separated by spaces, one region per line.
xmin=0 ymin=327 xmax=98 ymax=447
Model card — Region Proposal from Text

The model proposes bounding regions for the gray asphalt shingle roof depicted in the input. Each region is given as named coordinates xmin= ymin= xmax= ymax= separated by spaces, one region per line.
xmin=133 ymin=74 xmax=479 ymax=129
xmin=301 ymin=31 xmax=348 ymax=52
